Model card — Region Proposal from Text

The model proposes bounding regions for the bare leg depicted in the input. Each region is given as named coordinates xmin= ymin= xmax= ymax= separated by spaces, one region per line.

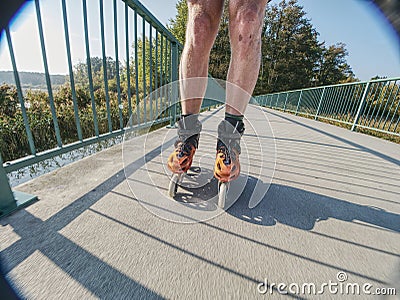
xmin=226 ymin=0 xmax=268 ymax=115
xmin=180 ymin=0 xmax=224 ymax=115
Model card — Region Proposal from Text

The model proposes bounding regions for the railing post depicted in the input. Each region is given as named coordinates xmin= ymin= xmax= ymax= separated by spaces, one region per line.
xmin=169 ymin=41 xmax=179 ymax=127
xmin=315 ymin=87 xmax=326 ymax=120
xmin=0 ymin=154 xmax=37 ymax=218
xmin=295 ymin=90 xmax=303 ymax=115
xmin=351 ymin=81 xmax=371 ymax=131
xmin=0 ymin=155 xmax=16 ymax=215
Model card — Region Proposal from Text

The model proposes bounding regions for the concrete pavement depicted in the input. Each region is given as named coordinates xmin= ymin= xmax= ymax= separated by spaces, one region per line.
xmin=1 ymin=107 xmax=399 ymax=299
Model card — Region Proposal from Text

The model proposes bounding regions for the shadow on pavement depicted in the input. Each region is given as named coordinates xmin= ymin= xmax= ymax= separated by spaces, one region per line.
xmin=228 ymin=176 xmax=400 ymax=233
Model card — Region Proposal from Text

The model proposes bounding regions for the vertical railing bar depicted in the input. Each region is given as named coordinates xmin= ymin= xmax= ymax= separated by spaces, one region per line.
xmin=337 ymin=85 xmax=348 ymax=121
xmin=342 ymin=84 xmax=355 ymax=123
xmin=301 ymin=91 xmax=308 ymax=115
xmin=114 ymin=0 xmax=124 ymax=130
xmin=315 ymin=88 xmax=324 ymax=116
xmin=142 ymin=17 xmax=147 ymax=124
xmin=348 ymin=83 xmax=364 ymax=123
xmin=317 ymin=89 xmax=323 ymax=115
xmin=35 ymin=0 xmax=62 ymax=147
xmin=5 ymin=27 xmax=36 ymax=156
xmin=320 ymin=87 xmax=332 ymax=117
xmin=326 ymin=87 xmax=335 ymax=119
xmin=165 ymin=38 xmax=169 ymax=120
xmin=361 ymin=82 xmax=378 ymax=126
xmin=83 ymin=0 xmax=99 ymax=137
xmin=344 ymin=84 xmax=356 ymax=123
xmin=314 ymin=87 xmax=325 ymax=120
xmin=310 ymin=89 xmax=316 ymax=115
xmin=337 ymin=86 xmax=347 ymax=121
xmin=377 ymin=80 xmax=397 ymax=128
xmin=331 ymin=86 xmax=343 ymax=121
xmin=134 ymin=10 xmax=140 ymax=125
xmin=155 ymin=29 xmax=158 ymax=120
xmin=369 ymin=80 xmax=391 ymax=128
xmin=309 ymin=89 xmax=316 ymax=115
xmin=282 ymin=93 xmax=289 ymax=112
xmin=307 ymin=90 xmax=313 ymax=115
xmin=61 ymin=0 xmax=83 ymax=142
xmin=275 ymin=93 xmax=280 ymax=109
xmin=149 ymin=24 xmax=153 ymax=122
xmin=383 ymin=83 xmax=400 ymax=130
xmin=309 ymin=89 xmax=315 ymax=115
xmin=99 ymin=0 xmax=112 ymax=133
xmin=328 ymin=88 xmax=338 ymax=117
xmin=167 ymin=40 xmax=171 ymax=120
xmin=170 ymin=41 xmax=179 ymax=126
xmin=367 ymin=81 xmax=387 ymax=128
xmin=295 ymin=90 xmax=303 ymax=115
xmin=393 ymin=110 xmax=400 ymax=132
xmin=165 ymin=36 xmax=168 ymax=119
xmin=347 ymin=84 xmax=359 ymax=121
xmin=328 ymin=87 xmax=338 ymax=118
xmin=388 ymin=88 xmax=400 ymax=131
xmin=351 ymin=81 xmax=371 ymax=131
xmin=125 ymin=3 xmax=133 ymax=128
xmin=160 ymin=34 xmax=164 ymax=119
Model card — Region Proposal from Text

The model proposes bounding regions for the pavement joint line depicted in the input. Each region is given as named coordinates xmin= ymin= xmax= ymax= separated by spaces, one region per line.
xmin=108 ymin=190 xmax=390 ymax=285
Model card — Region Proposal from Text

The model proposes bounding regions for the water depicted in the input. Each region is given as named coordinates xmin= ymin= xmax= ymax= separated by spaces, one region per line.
xmin=8 ymin=136 xmax=123 ymax=188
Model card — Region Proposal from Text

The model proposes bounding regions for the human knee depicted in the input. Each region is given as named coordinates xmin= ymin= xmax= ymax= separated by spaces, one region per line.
xmin=231 ymin=4 xmax=264 ymax=46
xmin=186 ymin=11 xmax=216 ymax=50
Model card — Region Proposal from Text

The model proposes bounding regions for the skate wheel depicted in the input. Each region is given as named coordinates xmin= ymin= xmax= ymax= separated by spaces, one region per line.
xmin=169 ymin=173 xmax=183 ymax=198
xmin=218 ymin=182 xmax=229 ymax=208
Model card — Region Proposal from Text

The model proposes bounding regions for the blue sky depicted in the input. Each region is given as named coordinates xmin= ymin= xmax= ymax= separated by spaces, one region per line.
xmin=0 ymin=0 xmax=399 ymax=81
xmin=140 ymin=0 xmax=399 ymax=80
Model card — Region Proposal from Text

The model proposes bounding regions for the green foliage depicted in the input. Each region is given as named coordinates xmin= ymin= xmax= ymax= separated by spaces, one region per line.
xmin=0 ymin=84 xmax=18 ymax=117
xmin=314 ymin=43 xmax=356 ymax=86
xmin=209 ymin=3 xmax=230 ymax=79
xmin=168 ymin=0 xmax=358 ymax=94
xmin=167 ymin=0 xmax=187 ymax=45
xmin=0 ymin=31 xmax=172 ymax=162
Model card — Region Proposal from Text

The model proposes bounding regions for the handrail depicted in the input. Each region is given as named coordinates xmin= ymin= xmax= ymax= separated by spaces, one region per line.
xmin=0 ymin=0 xmax=190 ymax=217
xmin=255 ymin=77 xmax=400 ymax=137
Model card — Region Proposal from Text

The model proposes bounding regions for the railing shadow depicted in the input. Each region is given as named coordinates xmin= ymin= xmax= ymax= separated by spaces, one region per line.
xmin=265 ymin=109 xmax=400 ymax=167
xmin=228 ymin=177 xmax=400 ymax=233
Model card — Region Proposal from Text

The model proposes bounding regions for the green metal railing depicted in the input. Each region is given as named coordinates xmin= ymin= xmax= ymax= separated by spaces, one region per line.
xmin=255 ymin=77 xmax=400 ymax=136
xmin=0 ymin=0 xmax=195 ymax=217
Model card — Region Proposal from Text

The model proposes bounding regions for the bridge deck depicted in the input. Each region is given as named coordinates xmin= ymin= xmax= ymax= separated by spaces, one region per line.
xmin=1 ymin=108 xmax=399 ymax=299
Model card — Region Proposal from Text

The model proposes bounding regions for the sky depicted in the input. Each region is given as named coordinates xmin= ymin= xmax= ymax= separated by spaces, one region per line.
xmin=0 ymin=0 xmax=399 ymax=81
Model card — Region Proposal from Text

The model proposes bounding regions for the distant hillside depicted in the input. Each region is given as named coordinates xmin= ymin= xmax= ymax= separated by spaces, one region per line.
xmin=0 ymin=71 xmax=67 ymax=89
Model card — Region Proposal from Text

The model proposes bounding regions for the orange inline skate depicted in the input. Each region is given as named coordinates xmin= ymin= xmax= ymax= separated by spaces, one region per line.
xmin=167 ymin=115 xmax=202 ymax=197
xmin=214 ymin=118 xmax=245 ymax=208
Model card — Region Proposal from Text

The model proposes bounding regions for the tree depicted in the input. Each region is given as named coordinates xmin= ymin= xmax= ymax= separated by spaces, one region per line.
xmin=73 ymin=56 xmax=119 ymax=91
xmin=209 ymin=3 xmax=230 ymax=79
xmin=314 ymin=42 xmax=356 ymax=86
xmin=168 ymin=0 xmax=187 ymax=45
xmin=256 ymin=0 xmax=322 ymax=94
xmin=167 ymin=0 xmax=356 ymax=94
xmin=0 ymin=84 xmax=18 ymax=117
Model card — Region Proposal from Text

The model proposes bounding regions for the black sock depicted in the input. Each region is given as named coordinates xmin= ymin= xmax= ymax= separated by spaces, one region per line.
xmin=225 ymin=112 xmax=244 ymax=133
xmin=180 ymin=114 xmax=199 ymax=128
